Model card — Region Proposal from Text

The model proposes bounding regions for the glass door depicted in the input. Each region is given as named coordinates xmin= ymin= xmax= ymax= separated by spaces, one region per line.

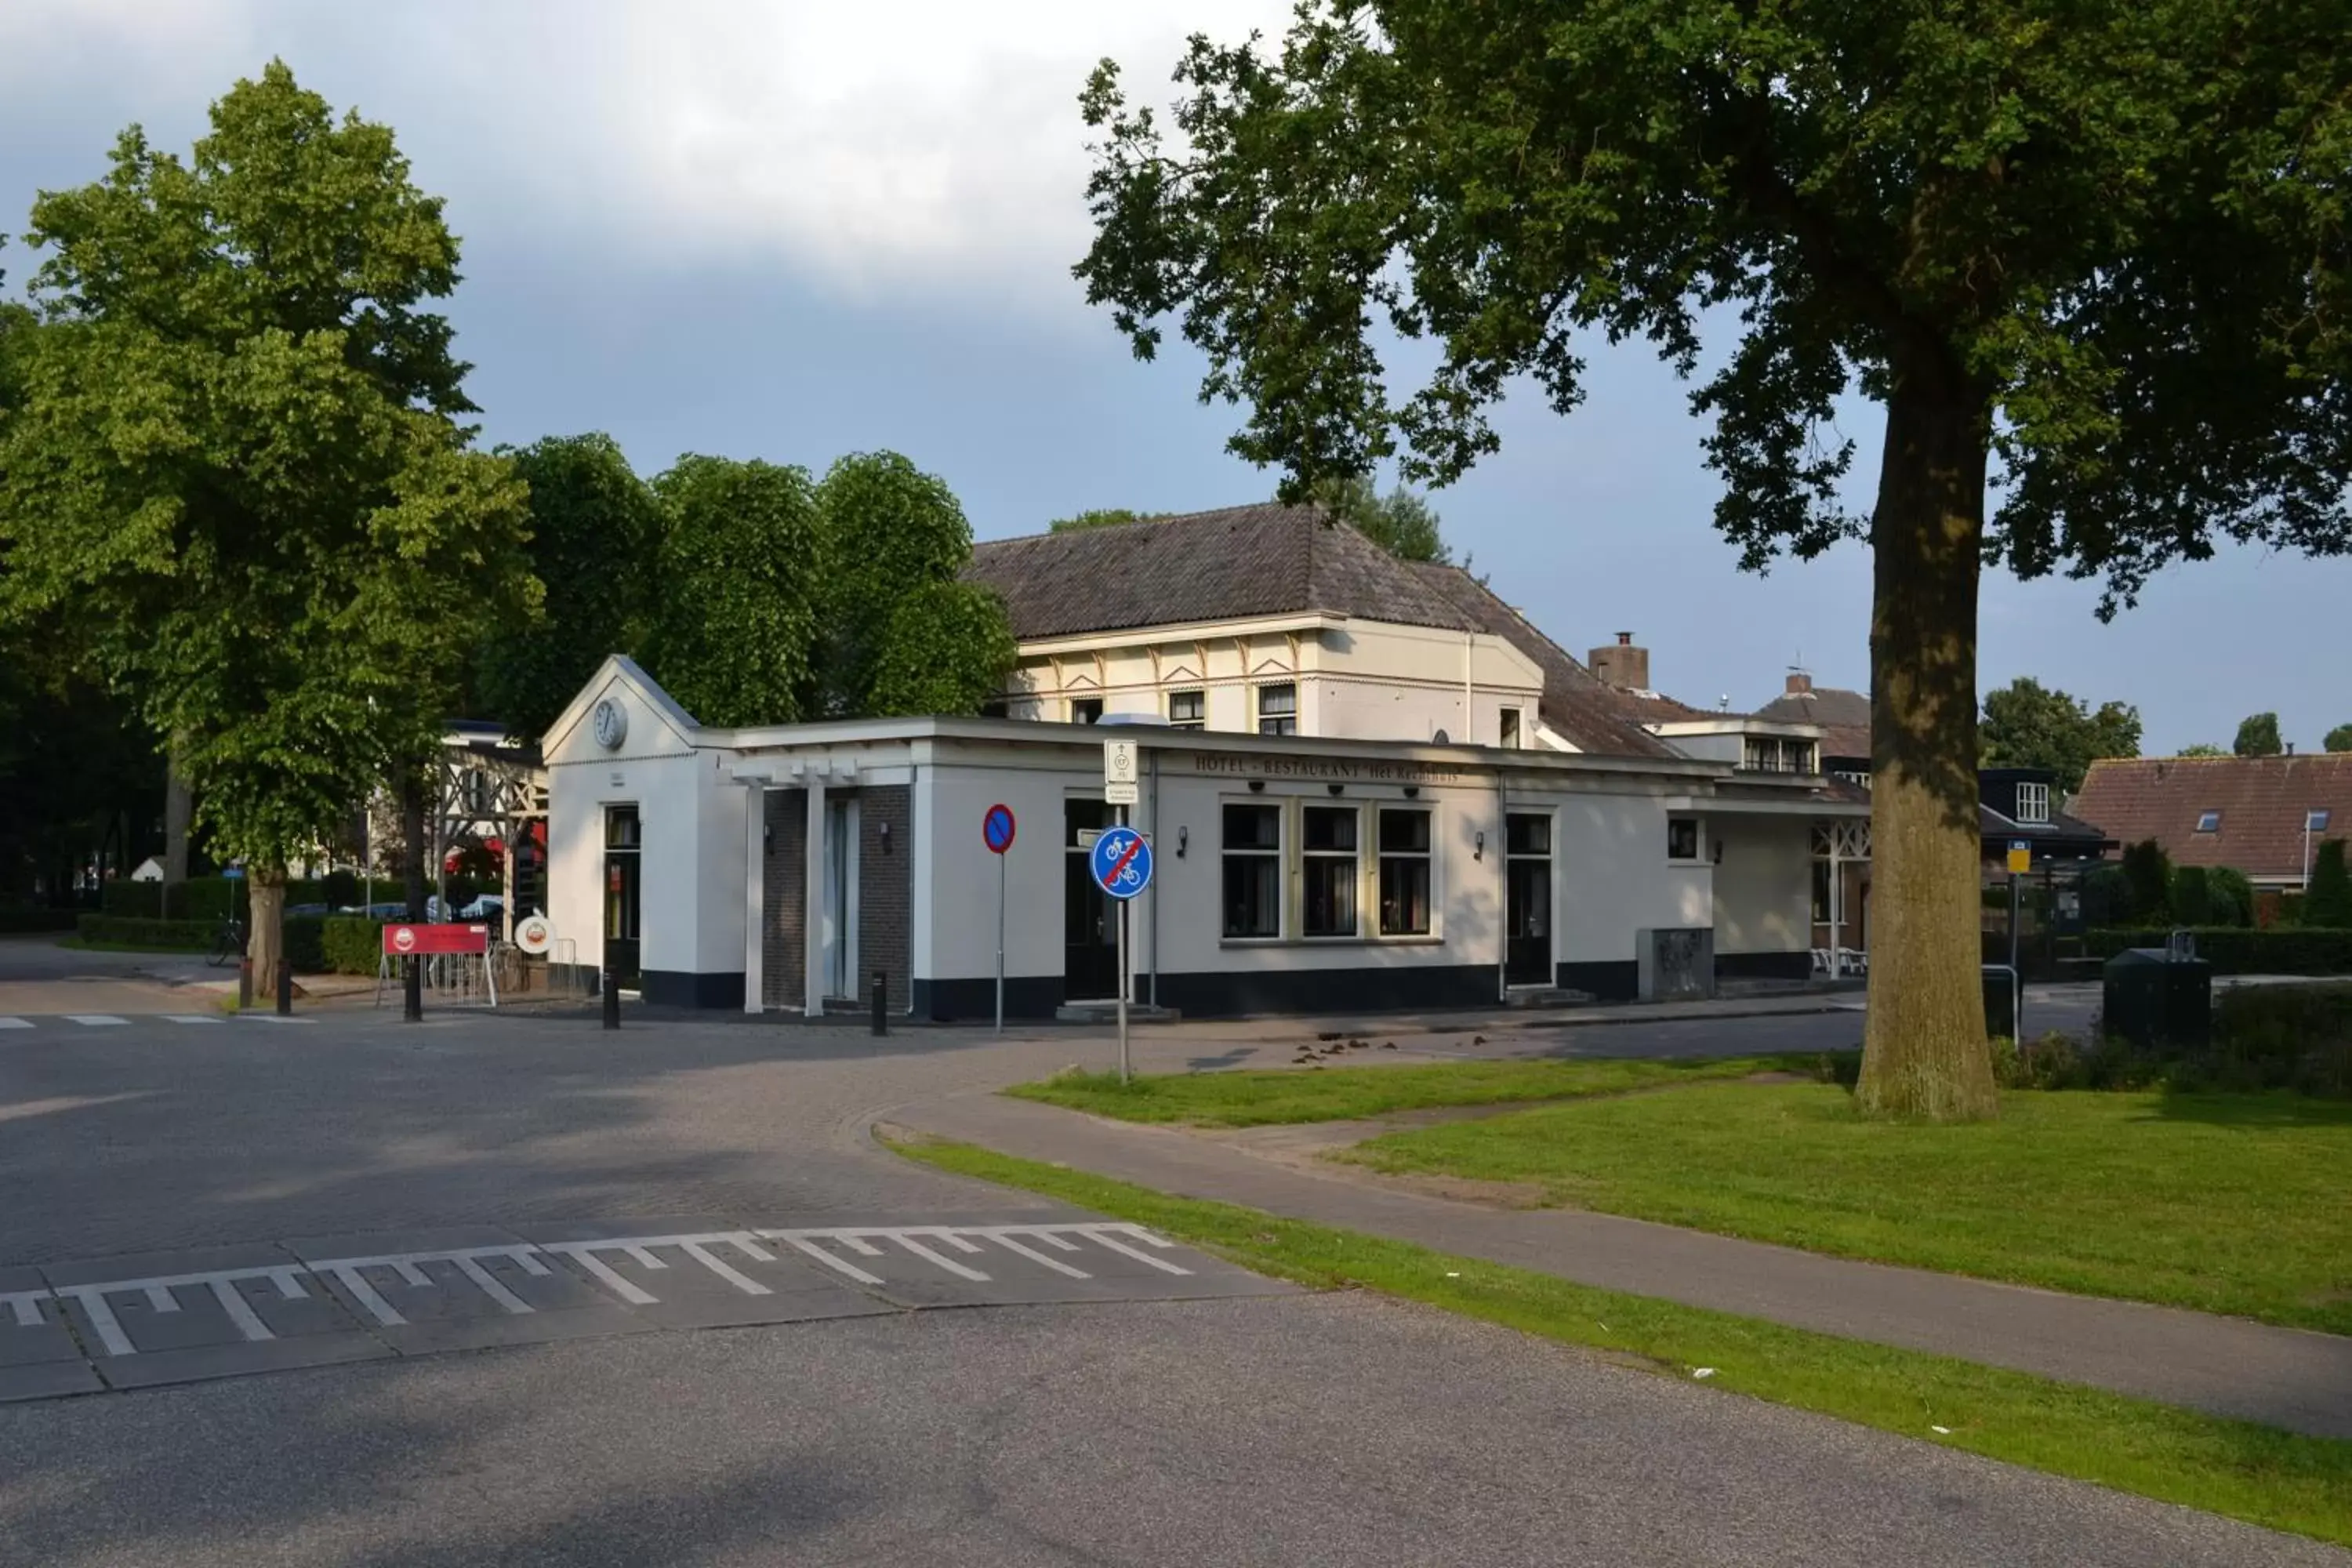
xmin=1064 ymin=799 xmax=1118 ymax=1000
xmin=1504 ymin=811 xmax=1552 ymax=987
xmin=604 ymin=805 xmax=641 ymax=984
xmin=822 ymin=797 xmax=856 ymax=1000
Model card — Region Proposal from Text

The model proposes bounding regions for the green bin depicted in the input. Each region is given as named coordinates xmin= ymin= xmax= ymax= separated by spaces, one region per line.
xmin=2100 ymin=947 xmax=2212 ymax=1051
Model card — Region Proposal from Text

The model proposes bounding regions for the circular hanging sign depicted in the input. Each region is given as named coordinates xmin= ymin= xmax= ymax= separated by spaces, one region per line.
xmin=982 ymin=803 xmax=1017 ymax=855
xmin=515 ymin=915 xmax=554 ymax=955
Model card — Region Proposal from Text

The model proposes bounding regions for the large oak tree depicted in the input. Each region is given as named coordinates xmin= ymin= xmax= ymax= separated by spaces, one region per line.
xmin=1075 ymin=0 xmax=2352 ymax=1118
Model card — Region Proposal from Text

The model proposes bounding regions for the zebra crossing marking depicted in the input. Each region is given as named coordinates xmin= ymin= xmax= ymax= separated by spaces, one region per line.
xmin=0 ymin=1018 xmax=30 ymax=1029
xmin=65 ymin=1015 xmax=129 ymax=1027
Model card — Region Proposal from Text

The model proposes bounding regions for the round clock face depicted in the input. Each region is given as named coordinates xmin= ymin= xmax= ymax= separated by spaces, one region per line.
xmin=592 ymin=698 xmax=627 ymax=750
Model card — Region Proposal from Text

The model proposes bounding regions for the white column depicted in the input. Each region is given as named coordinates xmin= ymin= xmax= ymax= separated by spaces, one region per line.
xmin=804 ymin=779 xmax=826 ymax=1017
xmin=743 ymin=786 xmax=764 ymax=1014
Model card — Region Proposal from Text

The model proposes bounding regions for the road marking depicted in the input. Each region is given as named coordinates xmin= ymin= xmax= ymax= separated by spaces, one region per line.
xmin=165 ymin=1014 xmax=224 ymax=1025
xmin=57 ymin=1287 xmax=135 ymax=1357
xmin=769 ymin=1234 xmax=887 ymax=1287
xmin=1073 ymin=1224 xmax=1194 ymax=1276
xmin=451 ymin=1255 xmax=533 ymax=1316
xmin=0 ymin=1017 xmax=31 ymax=1029
xmin=2 ymin=1290 xmax=49 ymax=1328
xmin=241 ymin=1015 xmax=311 ymax=1025
xmin=207 ymin=1278 xmax=276 ymax=1343
xmin=885 ymin=1231 xmax=992 ymax=1282
xmin=327 ymin=1265 xmax=407 ymax=1327
xmin=65 ymin=1015 xmax=128 ymax=1027
xmin=678 ymin=1241 xmax=771 ymax=1297
xmin=542 ymin=1243 xmax=660 ymax=1305
xmin=980 ymin=1231 xmax=1092 ymax=1279
xmin=142 ymin=1286 xmax=179 ymax=1313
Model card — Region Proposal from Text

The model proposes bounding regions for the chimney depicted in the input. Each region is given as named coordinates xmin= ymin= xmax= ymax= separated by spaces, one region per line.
xmin=1589 ymin=630 xmax=1650 ymax=691
xmin=1786 ymin=671 xmax=1813 ymax=695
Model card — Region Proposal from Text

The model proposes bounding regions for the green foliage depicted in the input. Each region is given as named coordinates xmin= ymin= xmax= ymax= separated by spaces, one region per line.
xmin=2307 ymin=839 xmax=2352 ymax=929
xmin=2209 ymin=983 xmax=2352 ymax=1098
xmin=2177 ymin=743 xmax=2229 ymax=757
xmin=1301 ymin=474 xmax=1450 ymax=563
xmin=100 ymin=876 xmax=264 ymax=921
xmin=864 ymin=581 xmax=1021 ymax=717
xmin=281 ymin=913 xmax=327 ymax=974
xmin=2077 ymin=863 xmax=2132 ymax=928
xmin=0 ymin=62 xmax=538 ymax=877
xmin=2169 ymin=866 xmax=2214 ymax=927
xmin=1049 ymin=508 xmax=1160 ymax=532
xmin=2087 ymin=927 xmax=2352 ymax=975
xmin=477 ymin=433 xmax=662 ymax=741
xmin=321 ymin=915 xmax=384 ymax=975
xmin=1979 ymin=678 xmax=2141 ymax=795
xmin=2326 ymin=724 xmax=2352 ymax=754
xmin=2118 ymin=840 xmax=2174 ymax=924
xmin=76 ymin=914 xmax=216 ymax=950
xmin=641 ymin=455 xmax=822 ymax=728
xmin=2234 ymin=712 xmax=2285 ymax=757
xmin=2208 ymin=867 xmax=2256 ymax=930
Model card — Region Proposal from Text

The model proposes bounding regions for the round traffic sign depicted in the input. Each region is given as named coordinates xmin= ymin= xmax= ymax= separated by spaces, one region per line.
xmin=982 ymin=803 xmax=1017 ymax=855
xmin=1089 ymin=826 xmax=1153 ymax=901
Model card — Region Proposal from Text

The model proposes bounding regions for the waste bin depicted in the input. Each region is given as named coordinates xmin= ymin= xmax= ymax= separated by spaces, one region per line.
xmin=1982 ymin=967 xmax=2018 ymax=1039
xmin=2100 ymin=947 xmax=2212 ymax=1051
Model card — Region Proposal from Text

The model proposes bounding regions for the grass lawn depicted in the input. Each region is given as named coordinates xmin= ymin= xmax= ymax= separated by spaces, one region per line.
xmin=891 ymin=1136 xmax=2352 ymax=1547
xmin=1345 ymin=1082 xmax=2352 ymax=1334
xmin=1007 ymin=1053 xmax=1821 ymax=1127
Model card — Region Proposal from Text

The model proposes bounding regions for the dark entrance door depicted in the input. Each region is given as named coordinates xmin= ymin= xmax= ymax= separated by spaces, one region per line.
xmin=1064 ymin=799 xmax=1119 ymax=1001
xmin=604 ymin=804 xmax=641 ymax=985
xmin=1504 ymin=811 xmax=1552 ymax=987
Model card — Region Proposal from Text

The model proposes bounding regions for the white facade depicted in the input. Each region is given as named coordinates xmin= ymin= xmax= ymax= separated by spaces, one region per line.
xmin=543 ymin=657 xmax=1853 ymax=1015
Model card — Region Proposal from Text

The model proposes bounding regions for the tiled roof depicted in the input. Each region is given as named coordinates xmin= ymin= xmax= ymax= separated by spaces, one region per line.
xmin=2071 ymin=754 xmax=2352 ymax=880
xmin=1756 ymin=684 xmax=1871 ymax=760
xmin=1406 ymin=566 xmax=1682 ymax=759
xmin=1978 ymin=804 xmax=2111 ymax=847
xmin=964 ymin=504 xmax=1483 ymax=641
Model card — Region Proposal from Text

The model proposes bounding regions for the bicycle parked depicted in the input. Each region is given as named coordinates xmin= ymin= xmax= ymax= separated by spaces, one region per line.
xmin=208 ymin=916 xmax=247 ymax=968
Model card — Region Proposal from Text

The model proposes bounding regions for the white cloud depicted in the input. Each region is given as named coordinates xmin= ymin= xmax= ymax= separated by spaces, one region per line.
xmin=0 ymin=0 xmax=1294 ymax=303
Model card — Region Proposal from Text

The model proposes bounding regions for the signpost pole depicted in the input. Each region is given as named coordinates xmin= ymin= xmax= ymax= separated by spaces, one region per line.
xmin=995 ymin=850 xmax=1006 ymax=1036
xmin=1116 ymin=805 xmax=1130 ymax=1084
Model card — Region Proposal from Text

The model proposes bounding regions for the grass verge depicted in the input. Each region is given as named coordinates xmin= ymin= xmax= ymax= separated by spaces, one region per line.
xmin=1345 ymin=1083 xmax=2352 ymax=1334
xmin=1007 ymin=1052 xmax=1825 ymax=1127
xmin=891 ymin=1134 xmax=2352 ymax=1546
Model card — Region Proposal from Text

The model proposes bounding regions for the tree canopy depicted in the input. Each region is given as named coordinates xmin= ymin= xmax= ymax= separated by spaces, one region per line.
xmin=1979 ymin=677 xmax=2140 ymax=794
xmin=1301 ymin=474 xmax=1450 ymax=562
xmin=641 ymin=456 xmax=823 ymax=729
xmin=1050 ymin=507 xmax=1163 ymax=532
xmin=2234 ymin=711 xmax=2285 ymax=757
xmin=0 ymin=62 xmax=535 ymax=980
xmin=2328 ymin=724 xmax=2352 ymax=754
xmin=2307 ymin=840 xmax=2352 ymax=929
xmin=2177 ymin=742 xmax=2228 ymax=758
xmin=1074 ymin=0 xmax=2352 ymax=1120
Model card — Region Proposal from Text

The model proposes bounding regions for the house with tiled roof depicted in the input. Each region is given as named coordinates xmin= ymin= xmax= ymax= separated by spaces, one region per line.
xmin=2071 ymin=753 xmax=2352 ymax=892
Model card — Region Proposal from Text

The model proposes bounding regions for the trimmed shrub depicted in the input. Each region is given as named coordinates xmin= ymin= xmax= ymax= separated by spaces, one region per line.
xmin=2078 ymin=864 xmax=2132 ymax=929
xmin=321 ymin=916 xmax=386 ymax=976
xmin=283 ymin=915 xmax=328 ymax=975
xmin=2085 ymin=927 xmax=2352 ymax=975
xmin=322 ymin=869 xmax=361 ymax=909
xmin=2207 ymin=867 xmax=2256 ymax=929
xmin=76 ymin=914 xmax=217 ymax=951
xmin=2119 ymin=839 xmax=2172 ymax=924
xmin=2170 ymin=866 xmax=2214 ymax=927
xmin=2307 ymin=840 xmax=2352 ymax=929
xmin=0 ymin=909 xmax=79 ymax=935
xmin=2207 ymin=983 xmax=2352 ymax=1097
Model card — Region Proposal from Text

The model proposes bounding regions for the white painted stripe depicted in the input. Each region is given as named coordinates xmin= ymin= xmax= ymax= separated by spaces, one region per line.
xmin=330 ymin=1265 xmax=407 ymax=1327
xmin=838 ymin=1235 xmax=884 ymax=1257
xmin=938 ymin=1231 xmax=986 ymax=1254
xmin=771 ymin=1234 xmax=886 ymax=1287
xmin=730 ymin=1236 xmax=778 ymax=1264
xmin=452 ymin=1255 xmax=533 ymax=1315
xmin=268 ymin=1269 xmax=307 ymax=1300
xmin=547 ymin=1245 xmax=659 ymax=1305
xmin=143 ymin=1285 xmax=179 ymax=1313
xmin=886 ymin=1232 xmax=991 ymax=1282
xmin=392 ymin=1261 xmax=431 ymax=1287
xmin=207 ymin=1278 xmax=276 ymax=1343
xmin=61 ymin=1288 xmax=135 ymax=1356
xmin=242 ymin=1014 xmax=311 ymax=1025
xmin=65 ymin=1015 xmax=128 ymax=1027
xmin=0 ymin=1017 xmax=31 ymax=1029
xmin=164 ymin=1014 xmax=224 ymax=1025
xmin=514 ymin=1250 xmax=551 ymax=1277
xmin=981 ymin=1232 xmax=1091 ymax=1279
xmin=1077 ymin=1226 xmax=1192 ymax=1276
xmin=680 ymin=1241 xmax=771 ymax=1296
xmin=622 ymin=1246 xmax=668 ymax=1270
xmin=3 ymin=1290 xmax=49 ymax=1328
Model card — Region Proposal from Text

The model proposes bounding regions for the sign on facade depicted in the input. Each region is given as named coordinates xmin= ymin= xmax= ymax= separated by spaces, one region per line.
xmin=1103 ymin=739 xmax=1139 ymax=805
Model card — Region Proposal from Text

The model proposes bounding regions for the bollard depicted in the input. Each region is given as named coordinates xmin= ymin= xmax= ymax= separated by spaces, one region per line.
xmin=238 ymin=956 xmax=253 ymax=1010
xmin=275 ymin=960 xmax=292 ymax=1016
xmin=601 ymin=971 xmax=620 ymax=1030
xmin=871 ymin=969 xmax=887 ymax=1037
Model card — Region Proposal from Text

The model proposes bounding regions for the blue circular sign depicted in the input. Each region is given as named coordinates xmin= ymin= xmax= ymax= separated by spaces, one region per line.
xmin=1089 ymin=826 xmax=1153 ymax=901
xmin=982 ymin=804 xmax=1017 ymax=855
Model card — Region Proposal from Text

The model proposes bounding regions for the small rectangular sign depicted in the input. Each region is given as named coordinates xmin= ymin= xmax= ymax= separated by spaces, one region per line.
xmin=1104 ymin=739 xmax=1140 ymax=804
xmin=382 ymin=923 xmax=490 ymax=956
xmin=2007 ymin=843 xmax=2032 ymax=874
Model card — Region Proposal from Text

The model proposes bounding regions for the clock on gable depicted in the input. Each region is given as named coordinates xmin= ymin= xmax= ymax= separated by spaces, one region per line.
xmin=592 ymin=697 xmax=628 ymax=750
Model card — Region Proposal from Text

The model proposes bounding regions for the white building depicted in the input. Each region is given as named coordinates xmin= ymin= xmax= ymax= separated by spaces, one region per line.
xmin=538 ymin=506 xmax=1861 ymax=1017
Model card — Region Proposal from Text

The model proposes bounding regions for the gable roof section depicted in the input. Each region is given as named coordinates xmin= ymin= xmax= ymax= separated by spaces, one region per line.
xmin=541 ymin=653 xmax=702 ymax=755
xmin=1756 ymin=684 xmax=1872 ymax=761
xmin=1406 ymin=564 xmax=1682 ymax=759
xmin=964 ymin=504 xmax=1483 ymax=641
xmin=2071 ymin=753 xmax=2352 ymax=879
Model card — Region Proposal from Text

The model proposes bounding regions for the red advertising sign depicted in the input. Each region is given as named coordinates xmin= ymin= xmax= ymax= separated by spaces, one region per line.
xmin=382 ymin=924 xmax=490 ymax=956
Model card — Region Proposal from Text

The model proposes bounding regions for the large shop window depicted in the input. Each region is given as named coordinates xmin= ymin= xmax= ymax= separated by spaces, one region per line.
xmin=1301 ymin=805 xmax=1359 ymax=938
xmin=1222 ymin=803 xmax=1282 ymax=938
xmin=1377 ymin=808 xmax=1432 ymax=935
xmin=1257 ymin=683 xmax=1298 ymax=736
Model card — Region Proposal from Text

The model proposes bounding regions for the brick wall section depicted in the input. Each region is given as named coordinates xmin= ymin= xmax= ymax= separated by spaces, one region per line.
xmin=858 ymin=785 xmax=913 ymax=1012
xmin=762 ymin=788 xmax=806 ymax=1008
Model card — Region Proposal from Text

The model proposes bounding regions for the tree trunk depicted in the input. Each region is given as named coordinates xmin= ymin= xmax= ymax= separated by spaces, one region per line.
xmin=1855 ymin=361 xmax=1999 ymax=1122
xmin=249 ymin=866 xmax=286 ymax=1006
xmin=401 ymin=767 xmax=426 ymax=1022
xmin=163 ymin=743 xmax=192 ymax=883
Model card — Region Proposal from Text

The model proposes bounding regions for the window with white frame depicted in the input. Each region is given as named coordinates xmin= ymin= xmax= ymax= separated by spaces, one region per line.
xmin=1377 ymin=808 xmax=1433 ymax=935
xmin=1070 ymin=696 xmax=1103 ymax=724
xmin=1301 ymin=805 xmax=1359 ymax=937
xmin=1667 ymin=817 xmax=1700 ymax=860
xmin=1257 ymin=682 xmax=1298 ymax=735
xmin=1221 ymin=803 xmax=1283 ymax=938
xmin=2015 ymin=782 xmax=2050 ymax=822
xmin=1167 ymin=689 xmax=1205 ymax=730
xmin=1499 ymin=708 xmax=1522 ymax=749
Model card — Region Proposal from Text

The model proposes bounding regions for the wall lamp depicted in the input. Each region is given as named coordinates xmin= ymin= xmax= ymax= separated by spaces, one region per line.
xmin=1474 ymin=829 xmax=1486 ymax=862
xmin=879 ymin=820 xmax=892 ymax=854
xmin=1403 ymin=785 xmax=1420 ymax=800
xmin=1327 ymin=782 xmax=1345 ymax=797
xmin=1176 ymin=825 xmax=1189 ymax=858
xmin=1711 ymin=838 xmax=1723 ymax=866
xmin=1247 ymin=779 xmax=1266 ymax=793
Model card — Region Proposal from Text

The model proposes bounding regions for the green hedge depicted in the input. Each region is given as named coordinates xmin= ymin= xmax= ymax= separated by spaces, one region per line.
xmin=2085 ymin=927 xmax=2352 ymax=975
xmin=0 ymin=909 xmax=80 ymax=934
xmin=76 ymin=913 xmax=218 ymax=951
xmin=322 ymin=916 xmax=385 ymax=975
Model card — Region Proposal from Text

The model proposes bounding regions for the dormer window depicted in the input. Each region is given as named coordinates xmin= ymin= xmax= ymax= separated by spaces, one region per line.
xmin=2015 ymin=782 xmax=2049 ymax=823
xmin=2195 ymin=810 xmax=2222 ymax=833
xmin=2310 ymin=809 xmax=2332 ymax=833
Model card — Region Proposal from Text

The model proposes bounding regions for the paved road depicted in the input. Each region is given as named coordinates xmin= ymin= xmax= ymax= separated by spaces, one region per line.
xmin=0 ymin=934 xmax=223 ymax=1017
xmin=1 ymin=984 xmax=2340 ymax=1562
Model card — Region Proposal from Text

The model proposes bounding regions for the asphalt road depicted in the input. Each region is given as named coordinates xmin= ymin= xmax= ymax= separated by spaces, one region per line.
xmin=0 ymin=943 xmax=2336 ymax=1565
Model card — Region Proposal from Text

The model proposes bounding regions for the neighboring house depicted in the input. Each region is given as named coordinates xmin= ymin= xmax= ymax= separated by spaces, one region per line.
xmin=2072 ymin=753 xmax=2352 ymax=892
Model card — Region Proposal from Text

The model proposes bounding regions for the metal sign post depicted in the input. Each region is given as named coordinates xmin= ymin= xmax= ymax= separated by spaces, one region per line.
xmin=1088 ymin=821 xmax=1154 ymax=1083
xmin=2007 ymin=840 xmax=2029 ymax=989
xmin=982 ymin=804 xmax=1017 ymax=1035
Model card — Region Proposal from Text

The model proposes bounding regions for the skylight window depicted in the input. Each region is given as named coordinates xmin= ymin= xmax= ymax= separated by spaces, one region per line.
xmin=2194 ymin=810 xmax=2222 ymax=833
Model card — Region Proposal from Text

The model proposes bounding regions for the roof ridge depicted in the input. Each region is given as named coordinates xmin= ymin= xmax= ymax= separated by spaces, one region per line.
xmin=974 ymin=500 xmax=1334 ymax=550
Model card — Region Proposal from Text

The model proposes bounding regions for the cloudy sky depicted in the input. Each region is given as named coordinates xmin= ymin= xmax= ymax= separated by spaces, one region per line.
xmin=2 ymin=1 xmax=2340 ymax=753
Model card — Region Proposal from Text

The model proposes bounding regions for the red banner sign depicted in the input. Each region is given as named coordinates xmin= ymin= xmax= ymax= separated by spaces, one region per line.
xmin=382 ymin=924 xmax=490 ymax=956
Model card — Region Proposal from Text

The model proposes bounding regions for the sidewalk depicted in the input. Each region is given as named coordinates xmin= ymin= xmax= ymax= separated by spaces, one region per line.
xmin=893 ymin=1090 xmax=2352 ymax=1441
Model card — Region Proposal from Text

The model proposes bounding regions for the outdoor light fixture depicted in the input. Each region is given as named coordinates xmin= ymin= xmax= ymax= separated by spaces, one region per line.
xmin=1403 ymin=785 xmax=1420 ymax=799
xmin=1247 ymin=779 xmax=1266 ymax=793
xmin=1327 ymin=782 xmax=1345 ymax=796
xmin=879 ymin=821 xmax=891 ymax=854
xmin=1176 ymin=825 xmax=1189 ymax=858
xmin=1474 ymin=829 xmax=1486 ymax=861
xmin=1712 ymin=839 xmax=1724 ymax=866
